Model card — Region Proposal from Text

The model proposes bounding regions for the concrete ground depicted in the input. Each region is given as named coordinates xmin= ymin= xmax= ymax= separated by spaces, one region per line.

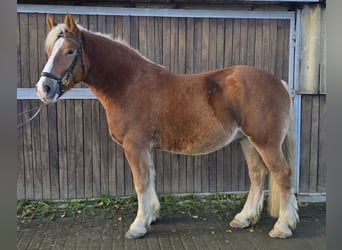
xmin=17 ymin=202 xmax=325 ymax=250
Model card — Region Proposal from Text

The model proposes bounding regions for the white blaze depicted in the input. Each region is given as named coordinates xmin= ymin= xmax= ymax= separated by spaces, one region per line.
xmin=36 ymin=38 xmax=65 ymax=99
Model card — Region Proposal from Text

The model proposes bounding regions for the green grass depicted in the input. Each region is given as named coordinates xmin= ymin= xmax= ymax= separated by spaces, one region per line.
xmin=17 ymin=193 xmax=247 ymax=223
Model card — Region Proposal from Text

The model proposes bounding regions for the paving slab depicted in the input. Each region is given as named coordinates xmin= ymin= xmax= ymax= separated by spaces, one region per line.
xmin=17 ymin=202 xmax=325 ymax=250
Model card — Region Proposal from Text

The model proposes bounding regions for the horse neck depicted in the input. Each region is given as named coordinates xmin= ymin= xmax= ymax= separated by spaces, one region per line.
xmin=81 ymin=30 xmax=151 ymax=104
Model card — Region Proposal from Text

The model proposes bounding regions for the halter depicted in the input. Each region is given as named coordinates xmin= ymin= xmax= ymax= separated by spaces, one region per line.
xmin=40 ymin=33 xmax=84 ymax=97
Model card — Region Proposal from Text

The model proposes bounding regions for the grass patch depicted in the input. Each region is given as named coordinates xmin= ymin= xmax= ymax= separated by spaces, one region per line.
xmin=17 ymin=193 xmax=247 ymax=223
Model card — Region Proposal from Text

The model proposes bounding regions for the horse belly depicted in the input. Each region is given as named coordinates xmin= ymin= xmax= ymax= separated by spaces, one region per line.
xmin=161 ymin=125 xmax=241 ymax=156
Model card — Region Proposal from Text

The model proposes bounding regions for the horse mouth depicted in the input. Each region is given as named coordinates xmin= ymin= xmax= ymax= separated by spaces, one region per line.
xmin=36 ymin=79 xmax=63 ymax=104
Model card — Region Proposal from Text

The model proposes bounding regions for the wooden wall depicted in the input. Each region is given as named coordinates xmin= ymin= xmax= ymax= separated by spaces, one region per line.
xmin=16 ymin=11 xmax=325 ymax=200
xmin=300 ymin=95 xmax=326 ymax=193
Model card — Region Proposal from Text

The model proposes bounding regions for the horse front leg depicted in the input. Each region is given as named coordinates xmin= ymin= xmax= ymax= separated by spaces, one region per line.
xmin=123 ymin=143 xmax=160 ymax=239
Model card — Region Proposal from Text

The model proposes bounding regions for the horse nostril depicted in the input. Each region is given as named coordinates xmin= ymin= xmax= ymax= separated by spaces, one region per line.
xmin=43 ymin=84 xmax=52 ymax=94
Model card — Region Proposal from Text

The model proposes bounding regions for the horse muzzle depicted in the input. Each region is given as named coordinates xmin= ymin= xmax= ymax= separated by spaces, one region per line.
xmin=36 ymin=77 xmax=62 ymax=104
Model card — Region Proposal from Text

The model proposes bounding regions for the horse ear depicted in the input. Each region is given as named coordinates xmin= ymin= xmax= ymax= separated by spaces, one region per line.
xmin=64 ymin=13 xmax=79 ymax=36
xmin=46 ymin=14 xmax=57 ymax=31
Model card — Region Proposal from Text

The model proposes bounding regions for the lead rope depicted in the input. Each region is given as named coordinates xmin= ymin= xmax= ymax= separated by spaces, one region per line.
xmin=17 ymin=104 xmax=48 ymax=129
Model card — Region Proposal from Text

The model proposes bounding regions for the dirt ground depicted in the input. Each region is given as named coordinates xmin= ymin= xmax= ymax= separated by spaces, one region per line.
xmin=17 ymin=200 xmax=325 ymax=250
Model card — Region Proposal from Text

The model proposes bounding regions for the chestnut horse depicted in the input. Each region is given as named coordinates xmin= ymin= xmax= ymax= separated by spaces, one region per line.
xmin=36 ymin=13 xmax=298 ymax=239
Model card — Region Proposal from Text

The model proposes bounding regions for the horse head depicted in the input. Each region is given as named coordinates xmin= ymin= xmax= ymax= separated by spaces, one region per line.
xmin=36 ymin=13 xmax=85 ymax=103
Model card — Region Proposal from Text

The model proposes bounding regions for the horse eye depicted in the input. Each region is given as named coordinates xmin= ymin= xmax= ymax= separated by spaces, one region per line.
xmin=67 ymin=49 xmax=75 ymax=55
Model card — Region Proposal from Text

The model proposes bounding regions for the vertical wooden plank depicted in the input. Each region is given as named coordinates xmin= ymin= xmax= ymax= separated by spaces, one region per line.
xmin=139 ymin=16 xmax=147 ymax=57
xmin=123 ymin=16 xmax=131 ymax=45
xmin=309 ymin=96 xmax=319 ymax=192
xmin=275 ymin=20 xmax=285 ymax=79
xmin=163 ymin=17 xmax=171 ymax=70
xmin=201 ymin=154 xmax=209 ymax=193
xmin=88 ymin=15 xmax=98 ymax=33
xmin=17 ymin=13 xmax=22 ymax=88
xmin=66 ymin=100 xmax=76 ymax=199
xmin=155 ymin=149 xmax=164 ymax=194
xmin=269 ymin=20 xmax=278 ymax=75
xmin=130 ymin=16 xmax=139 ymax=50
xmin=223 ymin=146 xmax=232 ymax=191
xmin=37 ymin=13 xmax=51 ymax=200
xmin=262 ymin=19 xmax=271 ymax=72
xmin=28 ymin=13 xmax=43 ymax=200
xmin=201 ymin=18 xmax=209 ymax=71
xmin=300 ymin=95 xmax=312 ymax=192
xmin=170 ymin=17 xmax=179 ymax=73
xmin=246 ymin=19 xmax=256 ymax=67
xmin=318 ymin=95 xmax=326 ymax=192
xmin=100 ymin=107 xmax=109 ymax=196
xmin=114 ymin=16 xmax=123 ymax=40
xmin=17 ymin=14 xmax=24 ymax=199
xmin=125 ymin=155 xmax=134 ymax=196
xmin=146 ymin=17 xmax=155 ymax=62
xmin=193 ymin=156 xmax=202 ymax=193
xmin=208 ymin=18 xmax=217 ymax=71
xmin=224 ymin=19 xmax=233 ymax=67
xmin=282 ymin=20 xmax=290 ymax=81
xmin=163 ymin=151 xmax=172 ymax=194
xmin=216 ymin=18 xmax=225 ymax=69
xmin=75 ymin=100 xmax=84 ymax=198
xmin=193 ymin=18 xmax=202 ymax=73
xmin=254 ymin=19 xmax=263 ymax=68
xmin=116 ymin=144 xmax=125 ymax=196
xmin=171 ymin=155 xmax=179 ymax=193
xmin=19 ymin=13 xmax=33 ymax=199
xmin=216 ymin=148 xmax=224 ymax=192
xmin=108 ymin=139 xmax=117 ymax=196
xmin=97 ymin=15 xmax=106 ymax=33
xmin=231 ymin=141 xmax=239 ymax=191
xmin=17 ymin=101 xmax=25 ymax=199
xmin=91 ymin=101 xmax=101 ymax=197
xmin=209 ymin=152 xmax=217 ymax=192
xmin=57 ymin=100 xmax=67 ymax=200
xmin=185 ymin=18 xmax=194 ymax=74
xmin=239 ymin=18 xmax=248 ymax=65
xmin=83 ymin=100 xmax=93 ymax=198
xmin=178 ymin=17 xmax=186 ymax=74
xmin=154 ymin=17 xmax=163 ymax=66
xmin=232 ymin=19 xmax=241 ymax=65
xmin=179 ymin=155 xmax=187 ymax=193
xmin=186 ymin=156 xmax=194 ymax=193
xmin=48 ymin=103 xmax=60 ymax=200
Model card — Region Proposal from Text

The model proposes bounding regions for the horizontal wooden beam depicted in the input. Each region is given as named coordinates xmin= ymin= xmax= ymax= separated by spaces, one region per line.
xmin=17 ymin=4 xmax=295 ymax=19
xmin=17 ymin=88 xmax=96 ymax=100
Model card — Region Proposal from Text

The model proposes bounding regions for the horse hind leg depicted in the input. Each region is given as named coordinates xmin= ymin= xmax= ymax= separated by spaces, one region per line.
xmin=230 ymin=138 xmax=268 ymax=229
xmin=257 ymin=146 xmax=299 ymax=239
xmin=123 ymin=143 xmax=160 ymax=239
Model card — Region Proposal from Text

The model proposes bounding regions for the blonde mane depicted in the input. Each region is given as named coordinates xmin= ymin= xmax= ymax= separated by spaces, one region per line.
xmin=45 ymin=22 xmax=162 ymax=67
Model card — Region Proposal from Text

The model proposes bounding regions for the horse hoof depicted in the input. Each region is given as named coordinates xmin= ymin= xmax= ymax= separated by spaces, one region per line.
xmin=269 ymin=228 xmax=292 ymax=239
xmin=125 ymin=229 xmax=146 ymax=239
xmin=229 ymin=218 xmax=249 ymax=229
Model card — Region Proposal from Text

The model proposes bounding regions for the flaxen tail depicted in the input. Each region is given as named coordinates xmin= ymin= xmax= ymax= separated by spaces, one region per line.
xmin=268 ymin=80 xmax=296 ymax=218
